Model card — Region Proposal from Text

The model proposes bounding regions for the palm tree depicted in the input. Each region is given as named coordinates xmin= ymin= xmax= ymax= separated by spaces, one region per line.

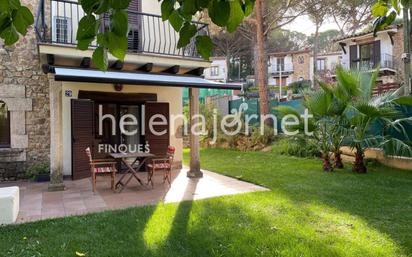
xmin=334 ymin=67 xmax=412 ymax=173
xmin=277 ymin=86 xmax=338 ymax=172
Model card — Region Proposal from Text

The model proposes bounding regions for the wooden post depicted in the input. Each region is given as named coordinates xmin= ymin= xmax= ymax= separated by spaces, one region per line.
xmin=403 ymin=7 xmax=411 ymax=96
xmin=187 ymin=87 xmax=203 ymax=178
xmin=48 ymin=74 xmax=65 ymax=191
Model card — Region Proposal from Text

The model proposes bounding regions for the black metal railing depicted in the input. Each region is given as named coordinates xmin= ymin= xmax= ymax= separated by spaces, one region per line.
xmin=350 ymin=53 xmax=397 ymax=71
xmin=35 ymin=0 xmax=209 ymax=58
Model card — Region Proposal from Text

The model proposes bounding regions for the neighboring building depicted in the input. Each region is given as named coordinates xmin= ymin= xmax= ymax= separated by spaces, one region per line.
xmin=334 ymin=25 xmax=403 ymax=92
xmin=267 ymin=49 xmax=311 ymax=87
xmin=203 ymin=57 xmax=228 ymax=82
xmin=0 ymin=0 xmax=239 ymax=182
xmin=310 ymin=52 xmax=342 ymax=83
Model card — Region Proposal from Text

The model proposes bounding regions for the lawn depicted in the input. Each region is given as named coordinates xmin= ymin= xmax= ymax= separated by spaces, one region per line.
xmin=1 ymin=148 xmax=412 ymax=257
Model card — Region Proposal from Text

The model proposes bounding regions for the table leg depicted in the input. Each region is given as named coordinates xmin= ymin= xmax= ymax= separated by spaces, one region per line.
xmin=116 ymin=157 xmax=148 ymax=192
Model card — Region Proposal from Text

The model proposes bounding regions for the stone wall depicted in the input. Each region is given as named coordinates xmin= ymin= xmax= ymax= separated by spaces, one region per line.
xmin=291 ymin=51 xmax=311 ymax=82
xmin=0 ymin=0 xmax=50 ymax=181
xmin=392 ymin=26 xmax=406 ymax=82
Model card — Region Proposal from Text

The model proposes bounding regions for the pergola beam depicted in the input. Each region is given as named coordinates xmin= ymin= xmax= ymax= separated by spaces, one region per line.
xmin=162 ymin=65 xmax=180 ymax=74
xmin=137 ymin=63 xmax=154 ymax=72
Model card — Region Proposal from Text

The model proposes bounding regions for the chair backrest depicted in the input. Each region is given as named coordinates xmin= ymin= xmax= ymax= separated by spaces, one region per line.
xmin=85 ymin=147 xmax=93 ymax=163
xmin=166 ymin=146 xmax=175 ymax=164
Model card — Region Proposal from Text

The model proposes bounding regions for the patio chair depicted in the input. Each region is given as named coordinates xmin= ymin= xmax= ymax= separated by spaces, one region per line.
xmin=85 ymin=147 xmax=117 ymax=192
xmin=147 ymin=146 xmax=175 ymax=187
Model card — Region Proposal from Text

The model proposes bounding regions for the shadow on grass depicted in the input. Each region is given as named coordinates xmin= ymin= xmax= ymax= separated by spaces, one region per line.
xmin=186 ymin=148 xmax=412 ymax=256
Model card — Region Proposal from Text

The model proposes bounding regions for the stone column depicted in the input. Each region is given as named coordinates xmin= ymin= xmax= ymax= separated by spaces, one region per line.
xmin=187 ymin=87 xmax=203 ymax=178
xmin=48 ymin=74 xmax=65 ymax=191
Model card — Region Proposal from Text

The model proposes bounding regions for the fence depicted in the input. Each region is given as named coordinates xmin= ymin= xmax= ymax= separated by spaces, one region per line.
xmin=228 ymin=99 xmax=304 ymax=129
xmin=229 ymin=99 xmax=412 ymax=142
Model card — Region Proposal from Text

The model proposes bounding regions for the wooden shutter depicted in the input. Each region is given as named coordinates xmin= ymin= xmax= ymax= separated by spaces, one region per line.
xmin=145 ymin=102 xmax=170 ymax=156
xmin=373 ymin=40 xmax=381 ymax=68
xmin=71 ymin=99 xmax=94 ymax=180
xmin=0 ymin=102 xmax=10 ymax=147
xmin=350 ymin=45 xmax=358 ymax=69
xmin=128 ymin=0 xmax=141 ymax=52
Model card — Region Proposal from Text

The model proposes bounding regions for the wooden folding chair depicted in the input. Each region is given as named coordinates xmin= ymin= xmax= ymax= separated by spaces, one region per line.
xmin=85 ymin=147 xmax=117 ymax=192
xmin=147 ymin=146 xmax=175 ymax=187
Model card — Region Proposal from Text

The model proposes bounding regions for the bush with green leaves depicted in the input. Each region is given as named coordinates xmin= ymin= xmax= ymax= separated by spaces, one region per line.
xmin=26 ymin=162 xmax=50 ymax=179
xmin=289 ymin=80 xmax=312 ymax=94
xmin=272 ymin=137 xmax=320 ymax=158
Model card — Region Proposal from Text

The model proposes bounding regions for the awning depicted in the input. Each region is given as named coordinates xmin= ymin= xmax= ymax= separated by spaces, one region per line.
xmin=51 ymin=67 xmax=242 ymax=90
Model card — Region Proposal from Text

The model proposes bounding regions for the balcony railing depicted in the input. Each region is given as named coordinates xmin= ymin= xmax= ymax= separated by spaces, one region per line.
xmin=350 ymin=53 xmax=397 ymax=71
xmin=35 ymin=0 xmax=209 ymax=58
xmin=268 ymin=65 xmax=294 ymax=74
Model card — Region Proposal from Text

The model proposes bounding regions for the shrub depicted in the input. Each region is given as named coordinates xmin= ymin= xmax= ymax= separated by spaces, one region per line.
xmin=272 ymin=137 xmax=320 ymax=158
xmin=26 ymin=162 xmax=50 ymax=179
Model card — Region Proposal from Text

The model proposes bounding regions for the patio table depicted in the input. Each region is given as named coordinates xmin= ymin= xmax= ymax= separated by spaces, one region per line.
xmin=110 ymin=152 xmax=155 ymax=192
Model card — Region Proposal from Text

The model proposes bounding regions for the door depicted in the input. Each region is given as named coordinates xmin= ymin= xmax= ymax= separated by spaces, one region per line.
xmin=145 ymin=102 xmax=170 ymax=156
xmin=71 ymin=99 xmax=94 ymax=180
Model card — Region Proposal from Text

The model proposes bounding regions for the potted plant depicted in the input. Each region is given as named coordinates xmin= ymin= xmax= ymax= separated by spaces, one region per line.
xmin=27 ymin=162 xmax=50 ymax=182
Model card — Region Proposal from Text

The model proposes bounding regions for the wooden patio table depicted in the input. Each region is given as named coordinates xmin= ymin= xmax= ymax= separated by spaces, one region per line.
xmin=110 ymin=152 xmax=155 ymax=192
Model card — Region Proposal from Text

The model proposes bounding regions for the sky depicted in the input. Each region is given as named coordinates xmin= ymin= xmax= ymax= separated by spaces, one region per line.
xmin=284 ymin=15 xmax=340 ymax=36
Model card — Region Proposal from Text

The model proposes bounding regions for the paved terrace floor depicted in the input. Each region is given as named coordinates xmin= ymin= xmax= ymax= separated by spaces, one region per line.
xmin=0 ymin=169 xmax=268 ymax=224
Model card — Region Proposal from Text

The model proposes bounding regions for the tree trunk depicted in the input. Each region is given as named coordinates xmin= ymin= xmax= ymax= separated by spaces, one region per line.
xmin=322 ymin=152 xmax=333 ymax=172
xmin=352 ymin=148 xmax=367 ymax=173
xmin=312 ymin=22 xmax=320 ymax=88
xmin=225 ymin=55 xmax=230 ymax=82
xmin=255 ymin=0 xmax=269 ymax=123
xmin=334 ymin=150 xmax=344 ymax=169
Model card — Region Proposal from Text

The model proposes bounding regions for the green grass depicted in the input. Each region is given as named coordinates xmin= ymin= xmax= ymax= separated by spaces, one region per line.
xmin=1 ymin=148 xmax=412 ymax=257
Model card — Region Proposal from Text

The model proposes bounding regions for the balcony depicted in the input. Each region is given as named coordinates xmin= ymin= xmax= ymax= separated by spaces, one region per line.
xmin=268 ymin=65 xmax=294 ymax=76
xmin=350 ymin=53 xmax=397 ymax=73
xmin=35 ymin=0 xmax=209 ymax=59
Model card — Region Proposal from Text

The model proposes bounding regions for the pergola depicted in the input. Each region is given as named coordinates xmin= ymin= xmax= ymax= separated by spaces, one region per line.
xmin=44 ymin=66 xmax=241 ymax=189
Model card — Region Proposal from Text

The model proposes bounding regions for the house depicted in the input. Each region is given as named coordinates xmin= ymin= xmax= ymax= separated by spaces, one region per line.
xmin=334 ymin=25 xmax=403 ymax=92
xmin=267 ymin=49 xmax=311 ymax=87
xmin=0 ymin=0 xmax=239 ymax=187
xmin=203 ymin=57 xmax=228 ymax=82
xmin=310 ymin=52 xmax=342 ymax=83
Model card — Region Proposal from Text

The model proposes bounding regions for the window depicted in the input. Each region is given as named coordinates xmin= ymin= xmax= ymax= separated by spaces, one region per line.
xmin=210 ymin=66 xmax=219 ymax=76
xmin=360 ymin=43 xmax=374 ymax=69
xmin=128 ymin=30 xmax=140 ymax=52
xmin=0 ymin=101 xmax=10 ymax=148
xmin=276 ymin=57 xmax=285 ymax=71
xmin=359 ymin=41 xmax=381 ymax=69
xmin=317 ymin=59 xmax=326 ymax=71
xmin=54 ymin=16 xmax=70 ymax=43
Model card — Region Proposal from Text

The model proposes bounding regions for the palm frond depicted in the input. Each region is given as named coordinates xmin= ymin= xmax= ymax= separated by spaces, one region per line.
xmin=275 ymin=106 xmax=301 ymax=118
xmin=354 ymin=102 xmax=381 ymax=119
xmin=381 ymin=138 xmax=412 ymax=157
xmin=305 ymin=90 xmax=333 ymax=116
xmin=393 ymin=95 xmax=412 ymax=106
xmin=335 ymin=66 xmax=360 ymax=99
xmin=359 ymin=69 xmax=379 ymax=101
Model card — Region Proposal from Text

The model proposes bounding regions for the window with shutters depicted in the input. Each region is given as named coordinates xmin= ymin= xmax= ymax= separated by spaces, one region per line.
xmin=0 ymin=101 xmax=10 ymax=148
